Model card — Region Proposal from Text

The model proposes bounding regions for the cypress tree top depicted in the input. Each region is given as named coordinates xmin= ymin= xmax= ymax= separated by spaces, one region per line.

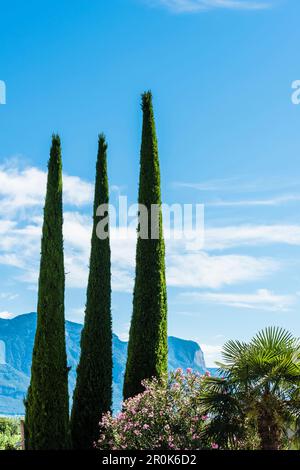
xmin=70 ymin=134 xmax=112 ymax=449
xmin=123 ymin=92 xmax=168 ymax=400
xmin=25 ymin=134 xmax=69 ymax=450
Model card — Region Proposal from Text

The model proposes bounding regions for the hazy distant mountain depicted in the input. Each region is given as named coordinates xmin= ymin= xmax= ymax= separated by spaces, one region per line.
xmin=0 ymin=313 xmax=207 ymax=416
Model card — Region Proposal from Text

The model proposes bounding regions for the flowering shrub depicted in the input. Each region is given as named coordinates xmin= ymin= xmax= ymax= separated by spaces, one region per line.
xmin=97 ymin=369 xmax=212 ymax=450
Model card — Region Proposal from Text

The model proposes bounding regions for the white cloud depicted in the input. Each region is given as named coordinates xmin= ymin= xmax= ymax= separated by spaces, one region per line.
xmin=0 ymin=163 xmax=133 ymax=292
xmin=63 ymin=175 xmax=93 ymax=206
xmin=208 ymin=194 xmax=300 ymax=207
xmin=118 ymin=323 xmax=131 ymax=342
xmin=0 ymin=219 xmax=282 ymax=294
xmin=146 ymin=0 xmax=270 ymax=13
xmin=63 ymin=212 xmax=91 ymax=254
xmin=0 ymin=162 xmax=295 ymax=297
xmin=0 ymin=220 xmax=17 ymax=234
xmin=173 ymin=177 xmax=247 ymax=192
xmin=181 ymin=289 xmax=296 ymax=311
xmin=0 ymin=311 xmax=16 ymax=319
xmin=205 ymin=224 xmax=300 ymax=250
xmin=0 ymin=209 xmax=280 ymax=293
xmin=173 ymin=176 xmax=300 ymax=193
xmin=167 ymin=252 xmax=278 ymax=288
xmin=0 ymin=165 xmax=46 ymax=214
xmin=0 ymin=162 xmax=93 ymax=216
xmin=0 ymin=253 xmax=25 ymax=268
xmin=0 ymin=292 xmax=19 ymax=301
xmin=63 ymin=216 xmax=136 ymax=291
xmin=200 ymin=343 xmax=223 ymax=367
xmin=68 ymin=307 xmax=85 ymax=324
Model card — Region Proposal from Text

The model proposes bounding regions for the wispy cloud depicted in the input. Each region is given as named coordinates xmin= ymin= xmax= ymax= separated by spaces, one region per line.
xmin=205 ymin=224 xmax=300 ymax=250
xmin=181 ymin=289 xmax=296 ymax=311
xmin=146 ymin=0 xmax=271 ymax=13
xmin=0 ymin=162 xmax=296 ymax=302
xmin=208 ymin=194 xmax=300 ymax=207
xmin=173 ymin=176 xmax=300 ymax=193
xmin=173 ymin=177 xmax=240 ymax=191
xmin=172 ymin=176 xmax=300 ymax=207
xmin=168 ymin=253 xmax=278 ymax=288
xmin=0 ymin=292 xmax=19 ymax=301
xmin=4 ymin=212 xmax=276 ymax=291
xmin=0 ymin=216 xmax=278 ymax=294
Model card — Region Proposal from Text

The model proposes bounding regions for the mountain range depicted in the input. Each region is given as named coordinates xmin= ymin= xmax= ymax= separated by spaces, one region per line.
xmin=0 ymin=313 xmax=209 ymax=416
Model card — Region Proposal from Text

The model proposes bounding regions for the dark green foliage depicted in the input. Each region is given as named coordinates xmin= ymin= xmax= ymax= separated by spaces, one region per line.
xmin=70 ymin=134 xmax=112 ymax=449
xmin=123 ymin=92 xmax=168 ymax=400
xmin=24 ymin=135 xmax=69 ymax=450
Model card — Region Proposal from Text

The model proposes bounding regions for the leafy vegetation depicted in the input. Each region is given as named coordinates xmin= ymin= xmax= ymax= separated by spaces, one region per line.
xmin=0 ymin=418 xmax=21 ymax=450
xmin=123 ymin=91 xmax=168 ymax=400
xmin=71 ymin=135 xmax=112 ymax=449
xmin=98 ymin=370 xmax=212 ymax=450
xmin=25 ymin=135 xmax=70 ymax=450
xmin=97 ymin=327 xmax=300 ymax=450
xmin=199 ymin=327 xmax=300 ymax=450
xmin=16 ymin=97 xmax=299 ymax=452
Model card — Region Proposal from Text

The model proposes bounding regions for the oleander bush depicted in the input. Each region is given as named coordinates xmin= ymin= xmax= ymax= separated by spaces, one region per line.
xmin=97 ymin=369 xmax=214 ymax=450
xmin=97 ymin=327 xmax=300 ymax=451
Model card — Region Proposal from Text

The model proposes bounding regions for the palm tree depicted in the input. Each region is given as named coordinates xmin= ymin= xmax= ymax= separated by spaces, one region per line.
xmin=200 ymin=327 xmax=300 ymax=450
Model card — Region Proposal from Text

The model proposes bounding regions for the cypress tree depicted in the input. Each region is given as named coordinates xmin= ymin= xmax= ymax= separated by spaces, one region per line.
xmin=123 ymin=91 xmax=168 ymax=400
xmin=70 ymin=134 xmax=112 ymax=449
xmin=25 ymin=135 xmax=69 ymax=450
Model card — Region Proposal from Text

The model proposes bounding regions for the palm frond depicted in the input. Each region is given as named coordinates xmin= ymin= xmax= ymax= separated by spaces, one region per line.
xmin=251 ymin=327 xmax=299 ymax=353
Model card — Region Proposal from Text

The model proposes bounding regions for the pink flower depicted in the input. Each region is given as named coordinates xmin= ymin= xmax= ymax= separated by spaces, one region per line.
xmin=211 ymin=443 xmax=219 ymax=449
xmin=205 ymin=371 xmax=211 ymax=377
xmin=143 ymin=424 xmax=150 ymax=430
xmin=201 ymin=415 xmax=208 ymax=421
xmin=186 ymin=368 xmax=192 ymax=374
xmin=124 ymin=422 xmax=133 ymax=430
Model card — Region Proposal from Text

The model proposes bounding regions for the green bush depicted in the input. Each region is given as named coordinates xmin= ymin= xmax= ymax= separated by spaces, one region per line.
xmin=98 ymin=370 xmax=213 ymax=450
xmin=0 ymin=418 xmax=21 ymax=450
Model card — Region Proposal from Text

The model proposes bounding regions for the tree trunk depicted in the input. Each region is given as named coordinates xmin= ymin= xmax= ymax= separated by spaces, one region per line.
xmin=257 ymin=396 xmax=281 ymax=450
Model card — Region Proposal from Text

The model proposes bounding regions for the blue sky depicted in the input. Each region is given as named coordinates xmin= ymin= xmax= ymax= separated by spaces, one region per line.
xmin=0 ymin=0 xmax=300 ymax=365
